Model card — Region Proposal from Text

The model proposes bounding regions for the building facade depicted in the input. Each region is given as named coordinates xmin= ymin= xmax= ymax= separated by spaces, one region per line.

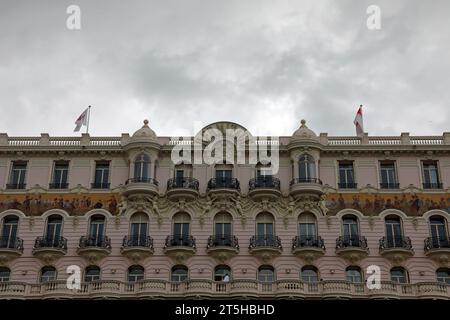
xmin=0 ymin=119 xmax=449 ymax=299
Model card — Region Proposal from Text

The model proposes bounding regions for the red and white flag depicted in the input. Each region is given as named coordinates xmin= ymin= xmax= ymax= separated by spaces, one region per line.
xmin=353 ymin=105 xmax=364 ymax=136
xmin=74 ymin=107 xmax=89 ymax=132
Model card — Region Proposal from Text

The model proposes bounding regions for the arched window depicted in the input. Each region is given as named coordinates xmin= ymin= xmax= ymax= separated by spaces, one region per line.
xmin=213 ymin=212 xmax=232 ymax=245
xmin=301 ymin=266 xmax=318 ymax=283
xmin=346 ymin=266 xmax=363 ymax=283
xmin=40 ymin=266 xmax=57 ymax=283
xmin=429 ymin=216 xmax=449 ymax=247
xmin=88 ymin=214 xmax=106 ymax=245
xmin=214 ymin=265 xmax=231 ymax=282
xmin=255 ymin=212 xmax=275 ymax=246
xmin=134 ymin=153 xmax=150 ymax=181
xmin=385 ymin=215 xmax=403 ymax=247
xmin=436 ymin=268 xmax=450 ymax=284
xmin=0 ymin=267 xmax=11 ymax=282
xmin=298 ymin=154 xmax=316 ymax=181
xmin=171 ymin=265 xmax=188 ymax=282
xmin=128 ymin=265 xmax=144 ymax=282
xmin=45 ymin=214 xmax=63 ymax=245
xmin=171 ymin=212 xmax=191 ymax=246
xmin=1 ymin=215 xmax=19 ymax=248
xmin=129 ymin=212 xmax=149 ymax=246
xmin=84 ymin=266 xmax=101 ymax=282
xmin=390 ymin=267 xmax=408 ymax=284
xmin=342 ymin=214 xmax=360 ymax=245
xmin=298 ymin=212 xmax=317 ymax=243
xmin=258 ymin=265 xmax=275 ymax=282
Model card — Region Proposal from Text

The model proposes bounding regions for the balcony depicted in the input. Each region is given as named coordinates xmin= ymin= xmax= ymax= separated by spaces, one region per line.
xmin=164 ymin=235 xmax=196 ymax=262
xmin=91 ymin=182 xmax=110 ymax=189
xmin=123 ymin=178 xmax=159 ymax=197
xmin=0 ymin=279 xmax=448 ymax=299
xmin=77 ymin=236 xmax=111 ymax=263
xmin=338 ymin=182 xmax=358 ymax=189
xmin=424 ymin=237 xmax=450 ymax=264
xmin=166 ymin=177 xmax=199 ymax=201
xmin=207 ymin=178 xmax=240 ymax=196
xmin=49 ymin=182 xmax=69 ymax=189
xmin=248 ymin=177 xmax=281 ymax=201
xmin=289 ymin=178 xmax=323 ymax=199
xmin=335 ymin=236 xmax=369 ymax=263
xmin=292 ymin=236 xmax=325 ymax=262
xmin=249 ymin=235 xmax=282 ymax=262
xmin=0 ymin=237 xmax=23 ymax=263
xmin=206 ymin=234 xmax=239 ymax=262
xmin=380 ymin=182 xmax=400 ymax=189
xmin=379 ymin=236 xmax=414 ymax=263
xmin=5 ymin=183 xmax=26 ymax=190
xmin=120 ymin=235 xmax=154 ymax=262
xmin=32 ymin=236 xmax=67 ymax=263
xmin=423 ymin=182 xmax=443 ymax=190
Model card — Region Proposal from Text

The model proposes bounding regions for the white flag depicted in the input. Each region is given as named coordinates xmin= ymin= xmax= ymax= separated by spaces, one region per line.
xmin=353 ymin=105 xmax=364 ymax=136
xmin=74 ymin=107 xmax=89 ymax=132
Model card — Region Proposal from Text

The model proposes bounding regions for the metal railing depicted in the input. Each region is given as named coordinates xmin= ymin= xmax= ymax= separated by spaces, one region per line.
xmin=91 ymin=182 xmax=110 ymax=189
xmin=207 ymin=234 xmax=239 ymax=250
xmin=249 ymin=177 xmax=280 ymax=190
xmin=336 ymin=236 xmax=368 ymax=250
xmin=0 ymin=236 xmax=24 ymax=251
xmin=5 ymin=183 xmax=26 ymax=190
xmin=338 ymin=182 xmax=358 ymax=189
xmin=164 ymin=235 xmax=196 ymax=249
xmin=122 ymin=235 xmax=154 ymax=249
xmin=423 ymin=182 xmax=443 ymax=189
xmin=424 ymin=237 xmax=450 ymax=251
xmin=292 ymin=236 xmax=325 ymax=250
xmin=167 ymin=177 xmax=199 ymax=191
xmin=207 ymin=178 xmax=240 ymax=190
xmin=249 ymin=235 xmax=282 ymax=250
xmin=379 ymin=236 xmax=413 ymax=251
xmin=126 ymin=178 xmax=159 ymax=186
xmin=49 ymin=182 xmax=69 ymax=189
xmin=79 ymin=236 xmax=111 ymax=249
xmin=34 ymin=236 xmax=67 ymax=251
xmin=380 ymin=182 xmax=400 ymax=189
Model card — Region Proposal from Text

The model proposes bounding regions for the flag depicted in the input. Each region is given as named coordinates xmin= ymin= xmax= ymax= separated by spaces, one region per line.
xmin=353 ymin=105 xmax=364 ymax=136
xmin=74 ymin=107 xmax=89 ymax=132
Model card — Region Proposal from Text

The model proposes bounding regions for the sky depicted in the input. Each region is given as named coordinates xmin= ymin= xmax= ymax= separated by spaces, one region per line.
xmin=0 ymin=0 xmax=449 ymax=138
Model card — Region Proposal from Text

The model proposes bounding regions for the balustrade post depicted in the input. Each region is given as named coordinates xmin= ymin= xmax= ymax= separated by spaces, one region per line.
xmin=0 ymin=133 xmax=8 ymax=146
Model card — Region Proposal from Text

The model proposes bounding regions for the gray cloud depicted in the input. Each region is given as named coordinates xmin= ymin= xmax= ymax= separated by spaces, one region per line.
xmin=0 ymin=0 xmax=449 ymax=137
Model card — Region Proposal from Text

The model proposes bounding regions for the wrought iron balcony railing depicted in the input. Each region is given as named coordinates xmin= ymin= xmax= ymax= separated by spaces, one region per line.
xmin=5 ymin=183 xmax=26 ymax=190
xmin=125 ymin=178 xmax=159 ymax=185
xmin=292 ymin=236 xmax=325 ymax=250
xmin=79 ymin=236 xmax=111 ymax=249
xmin=289 ymin=178 xmax=322 ymax=185
xmin=338 ymin=182 xmax=358 ymax=189
xmin=122 ymin=235 xmax=154 ymax=249
xmin=167 ymin=177 xmax=199 ymax=191
xmin=336 ymin=236 xmax=368 ymax=250
xmin=165 ymin=235 xmax=196 ymax=249
xmin=0 ymin=236 xmax=24 ymax=251
xmin=249 ymin=177 xmax=280 ymax=190
xmin=424 ymin=237 xmax=450 ymax=251
xmin=91 ymin=182 xmax=110 ymax=189
xmin=423 ymin=182 xmax=443 ymax=189
xmin=207 ymin=234 xmax=239 ymax=250
xmin=380 ymin=182 xmax=400 ymax=189
xmin=379 ymin=236 xmax=413 ymax=251
xmin=34 ymin=236 xmax=67 ymax=250
xmin=49 ymin=182 xmax=69 ymax=189
xmin=249 ymin=235 xmax=282 ymax=250
xmin=207 ymin=178 xmax=240 ymax=190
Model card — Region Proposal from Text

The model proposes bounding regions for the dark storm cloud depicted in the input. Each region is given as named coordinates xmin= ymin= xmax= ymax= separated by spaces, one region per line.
xmin=0 ymin=0 xmax=449 ymax=137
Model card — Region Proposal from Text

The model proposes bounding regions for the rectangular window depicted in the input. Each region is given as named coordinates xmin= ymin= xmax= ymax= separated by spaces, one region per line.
xmin=379 ymin=161 xmax=399 ymax=189
xmin=7 ymin=161 xmax=27 ymax=189
xmin=50 ymin=161 xmax=69 ymax=189
xmin=338 ymin=161 xmax=356 ymax=189
xmin=93 ymin=161 xmax=110 ymax=189
xmin=422 ymin=161 xmax=442 ymax=189
xmin=216 ymin=170 xmax=232 ymax=180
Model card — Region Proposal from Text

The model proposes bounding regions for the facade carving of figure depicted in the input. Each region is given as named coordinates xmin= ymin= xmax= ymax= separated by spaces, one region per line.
xmin=319 ymin=194 xmax=328 ymax=215
xmin=202 ymin=195 xmax=213 ymax=216
xmin=117 ymin=196 xmax=129 ymax=216
xmin=232 ymin=195 xmax=243 ymax=217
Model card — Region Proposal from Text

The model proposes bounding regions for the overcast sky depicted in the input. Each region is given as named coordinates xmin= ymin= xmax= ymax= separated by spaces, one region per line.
xmin=0 ymin=0 xmax=449 ymax=138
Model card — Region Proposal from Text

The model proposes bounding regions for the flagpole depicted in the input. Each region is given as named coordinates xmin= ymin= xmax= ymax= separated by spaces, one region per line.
xmin=86 ymin=105 xmax=91 ymax=134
